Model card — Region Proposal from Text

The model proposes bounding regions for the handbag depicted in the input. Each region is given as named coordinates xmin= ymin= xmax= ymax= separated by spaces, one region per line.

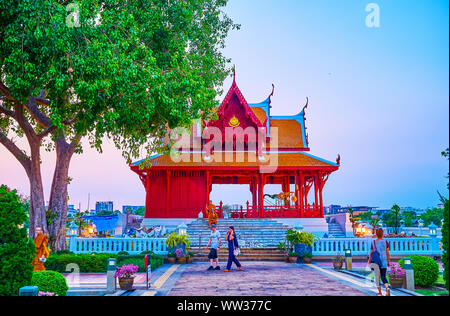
xmin=234 ymin=248 xmax=240 ymax=257
xmin=370 ymin=240 xmax=383 ymax=267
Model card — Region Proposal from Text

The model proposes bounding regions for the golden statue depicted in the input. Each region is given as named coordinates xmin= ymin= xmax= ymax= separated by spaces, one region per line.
xmin=205 ymin=201 xmax=218 ymax=227
xmin=32 ymin=227 xmax=50 ymax=271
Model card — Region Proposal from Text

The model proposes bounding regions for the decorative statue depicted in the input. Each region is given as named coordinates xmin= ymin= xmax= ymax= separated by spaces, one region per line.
xmin=206 ymin=200 xmax=218 ymax=227
xmin=32 ymin=227 xmax=50 ymax=271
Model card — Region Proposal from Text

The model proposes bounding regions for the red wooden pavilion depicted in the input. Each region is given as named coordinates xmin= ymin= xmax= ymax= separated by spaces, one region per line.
xmin=131 ymin=77 xmax=340 ymax=219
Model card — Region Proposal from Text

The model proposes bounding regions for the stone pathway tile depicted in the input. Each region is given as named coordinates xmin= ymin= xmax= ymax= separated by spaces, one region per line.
xmin=167 ymin=262 xmax=368 ymax=296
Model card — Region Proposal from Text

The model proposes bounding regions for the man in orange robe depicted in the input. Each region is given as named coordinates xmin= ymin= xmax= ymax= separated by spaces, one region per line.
xmin=32 ymin=227 xmax=50 ymax=271
xmin=206 ymin=201 xmax=218 ymax=227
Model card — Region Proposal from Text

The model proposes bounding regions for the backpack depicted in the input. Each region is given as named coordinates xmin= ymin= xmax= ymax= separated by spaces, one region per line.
xmin=370 ymin=240 xmax=383 ymax=267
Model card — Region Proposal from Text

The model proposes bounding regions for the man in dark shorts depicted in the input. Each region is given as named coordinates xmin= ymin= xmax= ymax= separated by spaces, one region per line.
xmin=205 ymin=224 xmax=221 ymax=270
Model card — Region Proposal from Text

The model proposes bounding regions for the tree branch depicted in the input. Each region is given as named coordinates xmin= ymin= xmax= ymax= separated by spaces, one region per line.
xmin=37 ymin=118 xmax=77 ymax=139
xmin=0 ymin=104 xmax=16 ymax=118
xmin=0 ymin=131 xmax=32 ymax=176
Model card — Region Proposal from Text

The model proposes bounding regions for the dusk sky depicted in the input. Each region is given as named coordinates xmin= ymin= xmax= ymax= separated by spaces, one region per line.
xmin=0 ymin=0 xmax=448 ymax=211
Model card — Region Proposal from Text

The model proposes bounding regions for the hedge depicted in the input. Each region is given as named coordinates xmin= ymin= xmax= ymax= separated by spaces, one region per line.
xmin=45 ymin=253 xmax=164 ymax=273
xmin=31 ymin=271 xmax=69 ymax=296
xmin=442 ymin=199 xmax=449 ymax=290
xmin=399 ymin=255 xmax=440 ymax=287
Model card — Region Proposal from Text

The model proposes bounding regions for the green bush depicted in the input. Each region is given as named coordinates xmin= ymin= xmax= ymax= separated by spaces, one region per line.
xmin=0 ymin=185 xmax=35 ymax=296
xmin=286 ymin=229 xmax=318 ymax=247
xmin=31 ymin=271 xmax=69 ymax=296
xmin=399 ymin=255 xmax=440 ymax=287
xmin=442 ymin=199 xmax=449 ymax=290
xmin=118 ymin=254 xmax=164 ymax=272
xmin=44 ymin=253 xmax=164 ymax=273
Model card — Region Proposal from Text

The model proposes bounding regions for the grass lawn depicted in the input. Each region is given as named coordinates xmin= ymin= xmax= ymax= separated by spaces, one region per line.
xmin=415 ymin=289 xmax=449 ymax=296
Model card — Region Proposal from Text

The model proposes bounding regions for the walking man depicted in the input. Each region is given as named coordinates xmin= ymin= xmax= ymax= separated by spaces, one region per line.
xmin=205 ymin=224 xmax=221 ymax=271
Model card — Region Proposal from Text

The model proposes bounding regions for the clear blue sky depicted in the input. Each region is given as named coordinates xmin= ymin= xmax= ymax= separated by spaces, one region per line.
xmin=0 ymin=0 xmax=448 ymax=210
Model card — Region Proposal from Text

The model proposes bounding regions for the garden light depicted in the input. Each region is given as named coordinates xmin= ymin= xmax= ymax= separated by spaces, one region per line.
xmin=69 ymin=221 xmax=78 ymax=237
xmin=428 ymin=223 xmax=437 ymax=238
xmin=178 ymin=223 xmax=188 ymax=235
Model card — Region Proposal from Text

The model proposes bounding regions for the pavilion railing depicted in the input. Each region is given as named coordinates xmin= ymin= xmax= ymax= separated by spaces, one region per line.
xmin=312 ymin=237 xmax=443 ymax=256
xmin=69 ymin=237 xmax=168 ymax=255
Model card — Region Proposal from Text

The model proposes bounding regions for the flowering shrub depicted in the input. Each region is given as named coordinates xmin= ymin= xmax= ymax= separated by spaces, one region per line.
xmin=114 ymin=265 xmax=139 ymax=279
xmin=176 ymin=248 xmax=185 ymax=258
xmin=388 ymin=263 xmax=406 ymax=278
xmin=38 ymin=291 xmax=58 ymax=296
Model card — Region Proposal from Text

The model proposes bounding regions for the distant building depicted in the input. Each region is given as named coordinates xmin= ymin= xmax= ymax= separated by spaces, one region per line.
xmin=437 ymin=204 xmax=445 ymax=209
xmin=338 ymin=206 xmax=378 ymax=216
xmin=324 ymin=205 xmax=342 ymax=215
xmin=122 ymin=205 xmax=145 ymax=214
xmin=401 ymin=206 xmax=426 ymax=215
xmin=96 ymin=201 xmax=113 ymax=213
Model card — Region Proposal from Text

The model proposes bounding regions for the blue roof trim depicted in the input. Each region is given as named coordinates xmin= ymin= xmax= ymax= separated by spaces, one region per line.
xmin=132 ymin=154 xmax=163 ymax=166
xmin=300 ymin=151 xmax=339 ymax=167
xmin=249 ymin=97 xmax=271 ymax=137
xmin=271 ymin=111 xmax=308 ymax=147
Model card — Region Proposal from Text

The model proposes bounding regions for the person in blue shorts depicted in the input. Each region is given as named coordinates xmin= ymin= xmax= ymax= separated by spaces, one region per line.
xmin=205 ymin=224 xmax=221 ymax=271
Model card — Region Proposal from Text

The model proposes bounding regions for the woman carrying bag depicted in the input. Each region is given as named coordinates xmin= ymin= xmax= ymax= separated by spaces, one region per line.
xmin=224 ymin=226 xmax=243 ymax=272
xmin=368 ymin=228 xmax=391 ymax=296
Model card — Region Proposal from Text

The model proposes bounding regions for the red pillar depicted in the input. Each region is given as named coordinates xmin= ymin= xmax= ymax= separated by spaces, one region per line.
xmin=166 ymin=170 xmax=171 ymax=217
xmin=314 ymin=173 xmax=319 ymax=216
xmin=258 ymin=173 xmax=265 ymax=218
xmin=145 ymin=172 xmax=151 ymax=218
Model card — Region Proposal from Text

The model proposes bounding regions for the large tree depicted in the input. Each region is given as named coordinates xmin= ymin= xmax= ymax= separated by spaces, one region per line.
xmin=0 ymin=0 xmax=238 ymax=250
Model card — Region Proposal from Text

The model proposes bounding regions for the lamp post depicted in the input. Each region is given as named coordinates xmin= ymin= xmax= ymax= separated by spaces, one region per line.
xmin=403 ymin=257 xmax=415 ymax=291
xmin=428 ymin=223 xmax=437 ymax=237
xmin=345 ymin=249 xmax=352 ymax=271
xmin=418 ymin=219 xmax=424 ymax=236
xmin=106 ymin=258 xmax=117 ymax=294
xmin=294 ymin=223 xmax=304 ymax=232
xmin=68 ymin=221 xmax=78 ymax=253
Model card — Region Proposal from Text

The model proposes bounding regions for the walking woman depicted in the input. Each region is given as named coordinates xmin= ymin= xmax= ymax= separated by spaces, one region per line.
xmin=368 ymin=228 xmax=391 ymax=296
xmin=224 ymin=226 xmax=243 ymax=272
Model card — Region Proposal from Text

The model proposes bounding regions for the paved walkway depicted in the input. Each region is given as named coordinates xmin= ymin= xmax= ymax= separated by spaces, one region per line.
xmin=167 ymin=262 xmax=369 ymax=296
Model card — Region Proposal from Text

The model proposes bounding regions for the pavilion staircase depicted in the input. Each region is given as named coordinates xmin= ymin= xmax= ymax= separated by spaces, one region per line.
xmin=187 ymin=219 xmax=289 ymax=262
xmin=327 ymin=223 xmax=346 ymax=238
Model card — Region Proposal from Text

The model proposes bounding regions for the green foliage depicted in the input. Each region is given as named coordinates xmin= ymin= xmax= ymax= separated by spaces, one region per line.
xmin=276 ymin=241 xmax=286 ymax=253
xmin=302 ymin=252 xmax=313 ymax=259
xmin=399 ymin=255 xmax=439 ymax=287
xmin=117 ymin=251 xmax=129 ymax=256
xmin=0 ymin=0 xmax=239 ymax=159
xmin=285 ymin=229 xmax=318 ymax=248
xmin=31 ymin=270 xmax=68 ymax=296
xmin=419 ymin=208 xmax=444 ymax=227
xmin=359 ymin=211 xmax=374 ymax=221
xmin=165 ymin=232 xmax=191 ymax=248
xmin=167 ymin=252 xmax=176 ymax=258
xmin=135 ymin=207 xmax=146 ymax=217
xmin=442 ymin=198 xmax=449 ymax=290
xmin=442 ymin=148 xmax=449 ymax=189
xmin=288 ymin=251 xmax=298 ymax=257
xmin=45 ymin=253 xmax=115 ymax=273
xmin=117 ymin=254 xmax=164 ymax=273
xmin=0 ymin=185 xmax=35 ymax=296
xmin=45 ymin=252 xmax=164 ymax=273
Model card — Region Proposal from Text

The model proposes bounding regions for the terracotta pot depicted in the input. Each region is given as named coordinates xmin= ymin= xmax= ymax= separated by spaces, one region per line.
xmin=187 ymin=257 xmax=194 ymax=264
xmin=118 ymin=278 xmax=134 ymax=290
xmin=389 ymin=276 xmax=405 ymax=289
xmin=168 ymin=257 xmax=176 ymax=264
xmin=303 ymin=257 xmax=312 ymax=264
xmin=288 ymin=256 xmax=298 ymax=264
xmin=284 ymin=256 xmax=290 ymax=263
xmin=333 ymin=261 xmax=343 ymax=270
xmin=177 ymin=257 xmax=187 ymax=264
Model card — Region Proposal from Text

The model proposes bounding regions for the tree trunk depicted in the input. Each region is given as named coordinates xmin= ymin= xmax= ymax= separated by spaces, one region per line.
xmin=28 ymin=139 xmax=47 ymax=239
xmin=48 ymin=137 xmax=76 ymax=251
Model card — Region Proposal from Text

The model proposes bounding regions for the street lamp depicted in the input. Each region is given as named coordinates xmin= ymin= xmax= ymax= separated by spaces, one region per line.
xmin=294 ymin=223 xmax=304 ymax=232
xmin=69 ymin=221 xmax=79 ymax=237
xmin=178 ymin=223 xmax=188 ymax=235
xmin=428 ymin=223 xmax=437 ymax=238
xmin=418 ymin=218 xmax=424 ymax=236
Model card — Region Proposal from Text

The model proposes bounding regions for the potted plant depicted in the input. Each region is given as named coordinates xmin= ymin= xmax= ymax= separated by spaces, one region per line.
xmin=167 ymin=252 xmax=176 ymax=264
xmin=187 ymin=251 xmax=195 ymax=264
xmin=286 ymin=229 xmax=318 ymax=263
xmin=302 ymin=252 xmax=313 ymax=264
xmin=165 ymin=232 xmax=191 ymax=252
xmin=333 ymin=254 xmax=345 ymax=270
xmin=114 ymin=264 xmax=139 ymax=290
xmin=176 ymin=248 xmax=186 ymax=264
xmin=388 ymin=263 xmax=406 ymax=289
xmin=288 ymin=251 xmax=299 ymax=263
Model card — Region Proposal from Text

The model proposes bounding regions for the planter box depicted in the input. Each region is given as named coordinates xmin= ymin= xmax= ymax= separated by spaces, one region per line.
xmin=389 ymin=276 xmax=405 ymax=289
